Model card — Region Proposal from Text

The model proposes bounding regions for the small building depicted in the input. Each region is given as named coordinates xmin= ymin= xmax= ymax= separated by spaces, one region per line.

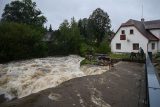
xmin=111 ymin=19 xmax=160 ymax=54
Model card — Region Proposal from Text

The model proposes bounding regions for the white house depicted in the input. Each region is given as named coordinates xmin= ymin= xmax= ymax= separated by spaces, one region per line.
xmin=111 ymin=19 xmax=160 ymax=54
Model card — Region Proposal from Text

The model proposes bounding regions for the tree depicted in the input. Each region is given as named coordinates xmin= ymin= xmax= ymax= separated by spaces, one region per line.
xmin=89 ymin=8 xmax=111 ymax=46
xmin=1 ymin=0 xmax=47 ymax=26
xmin=78 ymin=18 xmax=89 ymax=41
xmin=70 ymin=17 xmax=81 ymax=53
xmin=49 ymin=24 xmax=53 ymax=32
xmin=0 ymin=22 xmax=47 ymax=62
xmin=59 ymin=19 xmax=70 ymax=43
xmin=57 ymin=19 xmax=70 ymax=54
xmin=49 ymin=18 xmax=82 ymax=55
xmin=58 ymin=18 xmax=81 ymax=54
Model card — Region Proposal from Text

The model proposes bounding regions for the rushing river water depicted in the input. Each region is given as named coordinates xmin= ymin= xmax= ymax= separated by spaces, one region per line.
xmin=0 ymin=55 xmax=109 ymax=101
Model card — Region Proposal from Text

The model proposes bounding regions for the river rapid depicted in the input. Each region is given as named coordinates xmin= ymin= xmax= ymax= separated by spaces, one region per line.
xmin=0 ymin=55 xmax=109 ymax=101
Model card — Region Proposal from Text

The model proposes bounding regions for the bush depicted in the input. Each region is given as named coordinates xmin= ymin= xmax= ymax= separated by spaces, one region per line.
xmin=96 ymin=40 xmax=110 ymax=54
xmin=80 ymin=59 xmax=91 ymax=66
xmin=154 ymin=52 xmax=160 ymax=62
xmin=79 ymin=43 xmax=89 ymax=56
xmin=0 ymin=22 xmax=47 ymax=62
xmin=79 ymin=43 xmax=97 ymax=56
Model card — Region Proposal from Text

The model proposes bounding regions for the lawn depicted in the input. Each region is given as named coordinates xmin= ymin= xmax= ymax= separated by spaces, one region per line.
xmin=109 ymin=53 xmax=130 ymax=59
xmin=80 ymin=53 xmax=131 ymax=66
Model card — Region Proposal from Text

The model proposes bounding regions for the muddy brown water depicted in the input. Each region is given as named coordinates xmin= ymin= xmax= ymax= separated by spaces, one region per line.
xmin=0 ymin=61 xmax=146 ymax=107
xmin=0 ymin=55 xmax=109 ymax=102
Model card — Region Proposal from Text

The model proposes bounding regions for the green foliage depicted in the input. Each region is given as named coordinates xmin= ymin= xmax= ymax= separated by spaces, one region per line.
xmin=58 ymin=19 xmax=71 ymax=54
xmin=96 ymin=40 xmax=111 ymax=54
xmin=0 ymin=22 xmax=47 ymax=62
xmin=49 ymin=10 xmax=112 ymax=56
xmin=78 ymin=18 xmax=89 ymax=41
xmin=49 ymin=24 xmax=53 ymax=32
xmin=80 ymin=59 xmax=91 ymax=66
xmin=77 ymin=8 xmax=112 ymax=56
xmin=154 ymin=52 xmax=160 ymax=62
xmin=79 ymin=43 xmax=90 ymax=56
xmin=70 ymin=18 xmax=81 ymax=53
xmin=0 ymin=7 xmax=112 ymax=62
xmin=88 ymin=8 xmax=111 ymax=46
xmin=49 ymin=18 xmax=82 ymax=55
xmin=1 ymin=0 xmax=47 ymax=26
xmin=80 ymin=58 xmax=98 ymax=66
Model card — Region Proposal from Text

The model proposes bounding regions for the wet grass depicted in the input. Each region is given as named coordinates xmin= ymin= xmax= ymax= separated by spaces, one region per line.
xmin=80 ymin=53 xmax=131 ymax=66
xmin=109 ymin=53 xmax=130 ymax=59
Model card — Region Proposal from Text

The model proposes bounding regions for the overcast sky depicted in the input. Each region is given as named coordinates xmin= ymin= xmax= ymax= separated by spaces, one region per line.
xmin=0 ymin=0 xmax=160 ymax=31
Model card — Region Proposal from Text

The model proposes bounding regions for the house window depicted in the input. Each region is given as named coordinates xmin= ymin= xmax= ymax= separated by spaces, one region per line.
xmin=120 ymin=35 xmax=126 ymax=40
xmin=130 ymin=29 xmax=134 ymax=34
xmin=152 ymin=43 xmax=155 ymax=50
xmin=133 ymin=43 xmax=139 ymax=50
xmin=116 ymin=43 xmax=121 ymax=50
xmin=121 ymin=30 xmax=125 ymax=34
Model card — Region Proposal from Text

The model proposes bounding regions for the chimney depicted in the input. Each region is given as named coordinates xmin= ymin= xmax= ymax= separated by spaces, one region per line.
xmin=141 ymin=18 xmax=145 ymax=22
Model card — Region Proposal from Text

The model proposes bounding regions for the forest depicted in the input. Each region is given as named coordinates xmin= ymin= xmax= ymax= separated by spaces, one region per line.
xmin=0 ymin=0 xmax=113 ymax=63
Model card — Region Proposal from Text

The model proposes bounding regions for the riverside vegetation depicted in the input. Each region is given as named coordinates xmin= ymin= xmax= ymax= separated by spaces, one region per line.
xmin=0 ymin=0 xmax=112 ymax=63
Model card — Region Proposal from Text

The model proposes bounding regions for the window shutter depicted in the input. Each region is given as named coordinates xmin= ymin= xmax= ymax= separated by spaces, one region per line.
xmin=120 ymin=35 xmax=126 ymax=40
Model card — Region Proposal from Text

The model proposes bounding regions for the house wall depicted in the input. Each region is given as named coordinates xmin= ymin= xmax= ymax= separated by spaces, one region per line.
xmin=150 ymin=29 xmax=160 ymax=52
xmin=111 ymin=26 xmax=149 ymax=53
xmin=148 ymin=41 xmax=158 ymax=54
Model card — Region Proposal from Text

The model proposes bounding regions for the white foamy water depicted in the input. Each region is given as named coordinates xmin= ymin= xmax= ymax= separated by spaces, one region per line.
xmin=0 ymin=55 xmax=109 ymax=100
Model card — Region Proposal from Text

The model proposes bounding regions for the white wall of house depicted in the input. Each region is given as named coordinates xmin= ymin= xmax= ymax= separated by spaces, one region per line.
xmin=111 ymin=26 xmax=149 ymax=53
xmin=148 ymin=41 xmax=158 ymax=54
xmin=150 ymin=29 xmax=160 ymax=52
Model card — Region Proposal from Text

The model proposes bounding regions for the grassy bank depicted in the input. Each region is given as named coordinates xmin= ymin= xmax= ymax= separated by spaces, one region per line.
xmin=80 ymin=53 xmax=131 ymax=66
xmin=109 ymin=53 xmax=130 ymax=59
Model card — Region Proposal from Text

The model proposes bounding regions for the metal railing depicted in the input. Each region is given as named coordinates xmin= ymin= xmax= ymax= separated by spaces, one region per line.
xmin=145 ymin=54 xmax=160 ymax=107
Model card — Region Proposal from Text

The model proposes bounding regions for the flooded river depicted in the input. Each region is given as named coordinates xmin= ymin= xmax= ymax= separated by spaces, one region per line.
xmin=0 ymin=55 xmax=109 ymax=101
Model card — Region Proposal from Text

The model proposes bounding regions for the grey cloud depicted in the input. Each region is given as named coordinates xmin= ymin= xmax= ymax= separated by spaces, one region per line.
xmin=0 ymin=0 xmax=160 ymax=31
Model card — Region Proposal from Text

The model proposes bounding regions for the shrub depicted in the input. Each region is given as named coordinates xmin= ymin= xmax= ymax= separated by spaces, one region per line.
xmin=79 ymin=43 xmax=96 ymax=56
xmin=79 ymin=43 xmax=89 ymax=56
xmin=80 ymin=59 xmax=91 ymax=66
xmin=0 ymin=22 xmax=47 ymax=62
xmin=96 ymin=40 xmax=111 ymax=54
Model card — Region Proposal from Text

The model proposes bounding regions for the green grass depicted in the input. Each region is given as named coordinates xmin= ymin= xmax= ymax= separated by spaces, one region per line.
xmin=109 ymin=53 xmax=130 ymax=59
xmin=80 ymin=53 xmax=131 ymax=66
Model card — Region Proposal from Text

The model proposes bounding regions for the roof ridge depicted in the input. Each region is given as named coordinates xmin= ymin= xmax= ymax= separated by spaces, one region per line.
xmin=129 ymin=19 xmax=141 ymax=22
xmin=145 ymin=19 xmax=160 ymax=23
